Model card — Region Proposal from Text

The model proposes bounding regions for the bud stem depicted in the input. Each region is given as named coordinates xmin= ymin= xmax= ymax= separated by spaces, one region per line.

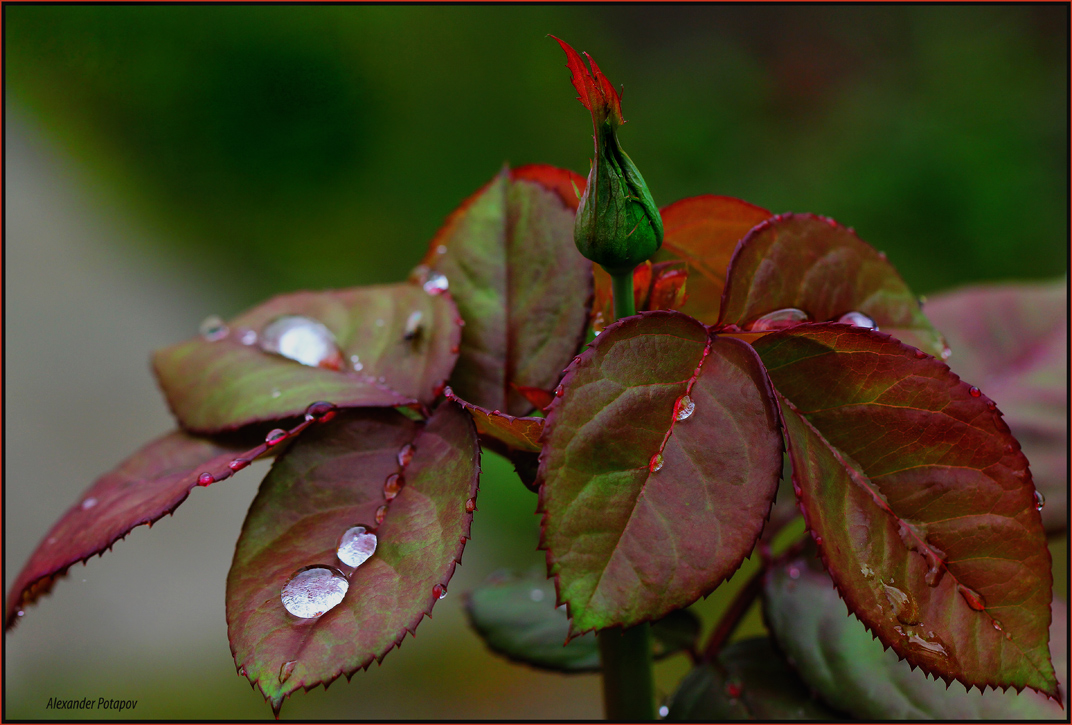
xmin=610 ymin=268 xmax=637 ymax=321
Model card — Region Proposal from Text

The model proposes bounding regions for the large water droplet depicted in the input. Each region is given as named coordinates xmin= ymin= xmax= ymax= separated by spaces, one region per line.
xmin=337 ymin=525 xmax=378 ymax=568
xmin=404 ymin=311 xmax=424 ymax=340
xmin=279 ymin=661 xmax=297 ymax=684
xmin=383 ymin=474 xmax=403 ymax=501
xmin=957 ymin=584 xmax=986 ymax=611
xmin=259 ymin=316 xmax=343 ymax=370
xmin=265 ymin=428 xmax=288 ymax=446
xmin=674 ymin=395 xmax=695 ymax=421
xmin=907 ymin=633 xmax=948 ymax=657
xmin=649 ymin=453 xmax=664 ymax=473
xmin=423 ymin=272 xmax=449 ymax=295
xmin=397 ymin=443 xmax=415 ymax=468
xmin=837 ymin=311 xmax=877 ymax=330
xmin=280 ymin=566 xmax=349 ymax=618
xmin=746 ymin=308 xmax=809 ymax=332
xmin=304 ymin=401 xmax=338 ymax=423
xmin=1034 ymin=490 xmax=1046 ymax=511
xmin=199 ymin=315 xmax=229 ymax=341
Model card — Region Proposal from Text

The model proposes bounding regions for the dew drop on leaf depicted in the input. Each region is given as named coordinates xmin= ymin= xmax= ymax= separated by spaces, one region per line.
xmin=1035 ymin=490 xmax=1046 ymax=511
xmin=374 ymin=505 xmax=388 ymax=525
xmin=280 ymin=566 xmax=349 ymax=619
xmin=422 ymin=272 xmax=449 ymax=295
xmin=674 ymin=394 xmax=695 ymax=421
xmin=529 ymin=588 xmax=545 ymax=602
xmin=968 ymin=386 xmax=981 ymax=398
xmin=940 ymin=344 xmax=952 ymax=361
xmin=397 ymin=443 xmax=415 ymax=468
xmin=259 ymin=315 xmax=343 ymax=370
xmin=993 ymin=620 xmax=1003 ymax=632
xmin=197 ymin=472 xmax=215 ymax=486
xmin=403 ymin=311 xmax=424 ymax=340
xmin=907 ymin=632 xmax=948 ymax=657
xmin=383 ymin=474 xmax=403 ymax=501
xmin=957 ymin=584 xmax=987 ymax=611
xmin=336 ymin=525 xmax=377 ymax=568
xmin=229 ymin=458 xmax=250 ymax=472
xmin=265 ymin=428 xmax=288 ymax=446
xmin=278 ymin=660 xmax=297 ymax=684
xmin=236 ymin=328 xmax=258 ymax=346
xmin=883 ymin=583 xmax=919 ymax=625
xmin=465 ymin=497 xmax=476 ymax=513
xmin=649 ymin=453 xmax=664 ymax=473
xmin=433 ymin=583 xmax=447 ymax=600
xmin=745 ymin=307 xmax=810 ymax=332
xmin=80 ymin=497 xmax=98 ymax=510
xmin=304 ymin=401 xmax=338 ymax=423
xmin=199 ymin=314 xmax=229 ymax=341
xmin=836 ymin=311 xmax=877 ymax=330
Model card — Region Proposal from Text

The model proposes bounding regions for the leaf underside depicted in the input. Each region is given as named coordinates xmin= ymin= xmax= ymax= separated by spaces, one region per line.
xmin=538 ymin=311 xmax=782 ymax=633
xmin=416 ymin=165 xmax=592 ymax=416
xmin=226 ymin=402 xmax=479 ymax=714
xmin=925 ymin=278 xmax=1068 ymax=533
xmin=5 ymin=429 xmax=260 ymax=628
xmin=753 ymin=325 xmax=1057 ymax=697
xmin=764 ymin=553 xmax=1067 ymax=718
xmin=444 ymin=387 xmax=543 ymax=455
xmin=153 ymin=284 xmax=461 ymax=432
xmin=720 ymin=213 xmax=946 ymax=357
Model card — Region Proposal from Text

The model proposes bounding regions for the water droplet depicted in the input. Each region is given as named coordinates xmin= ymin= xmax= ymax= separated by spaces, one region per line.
xmin=423 ymin=272 xmax=449 ymax=295
xmin=529 ymin=588 xmax=545 ymax=602
xmin=860 ymin=565 xmax=874 ymax=579
xmin=658 ymin=705 xmax=669 ymax=718
xmin=907 ymin=633 xmax=948 ymax=657
xmin=993 ymin=620 xmax=1003 ymax=632
xmin=649 ymin=453 xmax=664 ymax=473
xmin=265 ymin=428 xmax=288 ymax=446
xmin=884 ymin=584 xmax=919 ymax=625
xmin=197 ymin=472 xmax=215 ymax=486
xmin=305 ymin=401 xmax=338 ymax=423
xmin=199 ymin=315 xmax=229 ymax=341
xmin=397 ymin=443 xmax=415 ymax=468
xmin=404 ymin=310 xmax=424 ymax=340
xmin=788 ymin=566 xmax=801 ymax=580
xmin=384 ymin=474 xmax=403 ymax=501
xmin=1035 ymin=490 xmax=1046 ymax=511
xmin=229 ymin=458 xmax=250 ymax=472
xmin=674 ymin=395 xmax=695 ymax=421
xmin=16 ymin=610 xmax=24 ymax=618
xmin=986 ymin=400 xmax=997 ymax=410
xmin=957 ymin=584 xmax=986 ymax=611
xmin=237 ymin=328 xmax=258 ymax=346
xmin=941 ymin=345 xmax=952 ymax=361
xmin=968 ymin=386 xmax=981 ymax=398
xmin=725 ymin=680 xmax=743 ymax=698
xmin=337 ymin=525 xmax=378 ymax=568
xmin=280 ymin=566 xmax=349 ymax=618
xmin=259 ymin=316 xmax=343 ymax=370
xmin=465 ymin=498 xmax=476 ymax=513
xmin=350 ymin=354 xmax=364 ymax=372
xmin=837 ymin=311 xmax=877 ymax=330
xmin=81 ymin=497 xmax=98 ymax=510
xmin=555 ymin=388 xmax=563 ymax=398
xmin=436 ymin=244 xmax=448 ymax=255
xmin=375 ymin=505 xmax=388 ymax=525
xmin=433 ymin=584 xmax=447 ymax=600
xmin=746 ymin=308 xmax=810 ymax=332
xmin=271 ymin=388 xmax=282 ymax=399
xmin=237 ymin=666 xmax=246 ymax=677
xmin=279 ymin=661 xmax=297 ymax=684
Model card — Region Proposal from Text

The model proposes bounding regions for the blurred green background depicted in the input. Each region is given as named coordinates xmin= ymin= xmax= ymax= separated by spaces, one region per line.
xmin=4 ymin=4 xmax=1067 ymax=720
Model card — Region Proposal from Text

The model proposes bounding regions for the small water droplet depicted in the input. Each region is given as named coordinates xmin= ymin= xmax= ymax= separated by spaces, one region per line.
xmin=197 ymin=472 xmax=215 ymax=486
xmin=940 ymin=345 xmax=952 ymax=361
xmin=788 ymin=566 xmax=800 ymax=580
xmin=436 ymin=244 xmax=448 ymax=255
xmin=279 ymin=661 xmax=297 ymax=684
xmin=404 ymin=310 xmax=424 ymax=340
xmin=384 ymin=474 xmax=403 ymax=501
xmin=337 ymin=525 xmax=378 ymax=568
xmin=986 ymin=400 xmax=996 ymax=410
xmin=260 ymin=315 xmax=343 ymax=369
xmin=237 ymin=666 xmax=246 ymax=677
xmin=746 ymin=308 xmax=810 ymax=332
xmin=968 ymin=386 xmax=981 ymax=398
xmin=434 ymin=584 xmax=447 ymax=600
xmin=350 ymin=354 xmax=364 ymax=372
xmin=265 ymin=428 xmax=288 ymax=446
xmin=237 ymin=328 xmax=258 ymax=346
xmin=81 ymin=497 xmax=98 ymax=510
xmin=725 ymin=680 xmax=743 ymax=698
xmin=649 ymin=453 xmax=664 ymax=473
xmin=993 ymin=620 xmax=1003 ymax=632
xmin=280 ymin=566 xmax=349 ymax=618
xmin=375 ymin=505 xmax=388 ymax=525
xmin=465 ymin=498 xmax=476 ymax=513
xmin=1034 ymin=490 xmax=1046 ymax=511
xmin=555 ymin=388 xmax=563 ymax=397
xmin=658 ymin=705 xmax=669 ymax=718
xmin=229 ymin=458 xmax=250 ymax=472
xmin=423 ymin=272 xmax=449 ymax=295
xmin=199 ymin=315 xmax=229 ymax=341
xmin=674 ymin=394 xmax=695 ymax=421
xmin=529 ymin=588 xmax=545 ymax=602
xmin=957 ymin=584 xmax=986 ymax=611
xmin=16 ymin=610 xmax=24 ymax=618
xmin=305 ymin=401 xmax=338 ymax=423
xmin=271 ymin=388 xmax=282 ymax=398
xmin=837 ymin=311 xmax=877 ymax=330
xmin=397 ymin=443 xmax=415 ymax=468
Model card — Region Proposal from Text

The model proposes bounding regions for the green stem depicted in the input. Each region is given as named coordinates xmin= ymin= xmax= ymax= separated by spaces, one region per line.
xmin=599 ymin=625 xmax=656 ymax=721
xmin=598 ymin=264 xmax=654 ymax=721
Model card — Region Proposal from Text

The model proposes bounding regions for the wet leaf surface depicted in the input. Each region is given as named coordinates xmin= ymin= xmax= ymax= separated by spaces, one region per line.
xmin=538 ymin=312 xmax=782 ymax=633
xmin=226 ymin=402 xmax=479 ymax=714
xmin=464 ymin=572 xmax=700 ymax=673
xmin=925 ymin=279 xmax=1068 ymax=532
xmin=666 ymin=637 xmax=843 ymax=720
xmin=445 ymin=386 xmax=543 ymax=454
xmin=721 ymin=214 xmax=945 ymax=356
xmin=5 ymin=429 xmax=265 ymax=628
xmin=753 ymin=325 xmax=1056 ymax=697
xmin=154 ymin=284 xmax=460 ymax=432
xmin=765 ymin=553 xmax=1067 ymax=718
xmin=415 ymin=165 xmax=592 ymax=415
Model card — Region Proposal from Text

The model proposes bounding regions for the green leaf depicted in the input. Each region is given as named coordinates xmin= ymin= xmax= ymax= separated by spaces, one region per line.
xmin=154 ymin=283 xmax=461 ymax=432
xmin=720 ymin=213 xmax=945 ymax=357
xmin=666 ymin=637 xmax=843 ymax=720
xmin=753 ymin=325 xmax=1057 ymax=698
xmin=226 ymin=402 xmax=479 ymax=714
xmin=764 ymin=553 xmax=1067 ymax=718
xmin=413 ymin=165 xmax=592 ymax=416
xmin=925 ymin=279 xmax=1067 ymax=533
xmin=538 ymin=311 xmax=782 ymax=633
xmin=464 ymin=572 xmax=700 ymax=672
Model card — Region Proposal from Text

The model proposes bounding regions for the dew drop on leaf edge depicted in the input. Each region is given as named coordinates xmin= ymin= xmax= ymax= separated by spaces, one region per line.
xmin=280 ymin=566 xmax=349 ymax=619
xmin=1035 ymin=490 xmax=1046 ymax=511
xmin=383 ymin=473 xmax=403 ymax=501
xmin=336 ymin=525 xmax=378 ymax=568
xmin=649 ymin=453 xmax=664 ymax=473
xmin=259 ymin=315 xmax=343 ymax=370
xmin=745 ymin=307 xmax=809 ymax=332
xmin=422 ymin=271 xmax=449 ymax=295
xmin=674 ymin=394 xmax=695 ymax=421
xmin=279 ymin=660 xmax=297 ymax=684
xmin=265 ymin=428 xmax=288 ymax=446
xmin=836 ymin=311 xmax=877 ymax=330
xmin=199 ymin=314 xmax=229 ymax=341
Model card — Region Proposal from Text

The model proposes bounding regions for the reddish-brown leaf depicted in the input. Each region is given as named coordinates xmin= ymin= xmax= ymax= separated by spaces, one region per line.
xmin=444 ymin=386 xmax=543 ymax=454
xmin=412 ymin=166 xmax=592 ymax=416
xmin=924 ymin=279 xmax=1067 ymax=533
xmin=510 ymin=382 xmax=556 ymax=412
xmin=154 ymin=284 xmax=461 ymax=432
xmin=550 ymin=36 xmax=624 ymax=127
xmin=538 ymin=312 xmax=782 ymax=633
xmin=226 ymin=402 xmax=479 ymax=714
xmin=753 ymin=325 xmax=1056 ymax=698
xmin=721 ymin=214 xmax=946 ymax=356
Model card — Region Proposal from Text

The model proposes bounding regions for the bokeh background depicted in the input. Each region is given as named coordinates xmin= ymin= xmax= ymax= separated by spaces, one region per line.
xmin=5 ymin=5 xmax=1068 ymax=719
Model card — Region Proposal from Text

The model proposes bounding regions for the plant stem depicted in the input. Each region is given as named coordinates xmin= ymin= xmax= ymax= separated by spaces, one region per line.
xmin=599 ymin=625 xmax=656 ymax=721
xmin=701 ymin=568 xmax=765 ymax=662
xmin=610 ymin=269 xmax=636 ymax=321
